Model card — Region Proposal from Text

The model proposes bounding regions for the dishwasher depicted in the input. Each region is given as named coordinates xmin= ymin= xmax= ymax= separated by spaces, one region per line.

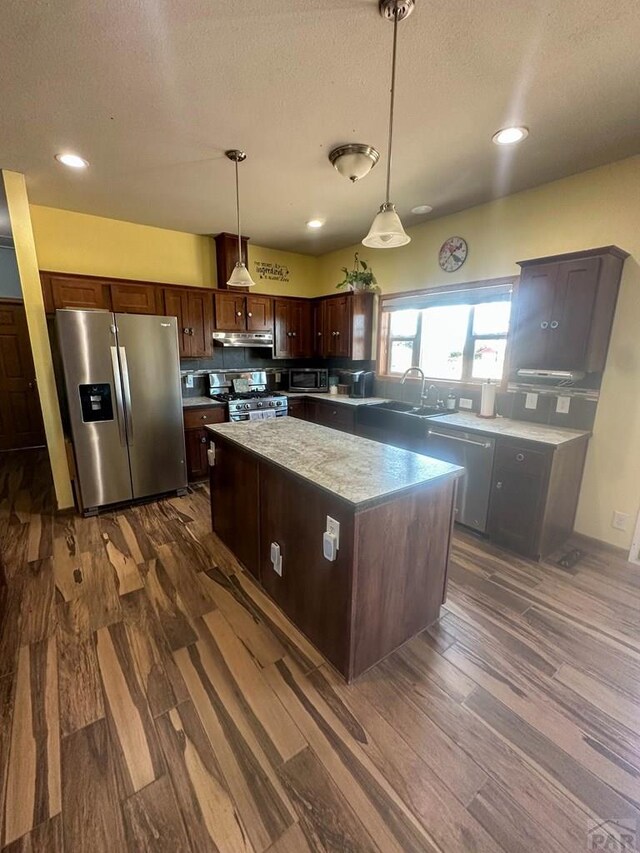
xmin=425 ymin=426 xmax=496 ymax=533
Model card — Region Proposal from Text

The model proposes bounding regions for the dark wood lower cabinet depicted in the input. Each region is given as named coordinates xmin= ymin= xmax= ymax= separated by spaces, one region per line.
xmin=183 ymin=406 xmax=225 ymax=482
xmin=487 ymin=436 xmax=589 ymax=559
xmin=304 ymin=399 xmax=355 ymax=433
xmin=209 ymin=433 xmax=457 ymax=681
xmin=286 ymin=397 xmax=307 ymax=420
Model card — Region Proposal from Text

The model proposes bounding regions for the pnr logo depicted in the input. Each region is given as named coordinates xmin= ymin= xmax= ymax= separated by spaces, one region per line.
xmin=587 ymin=819 xmax=638 ymax=851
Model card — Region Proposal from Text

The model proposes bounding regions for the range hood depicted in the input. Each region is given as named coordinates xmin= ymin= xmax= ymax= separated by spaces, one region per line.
xmin=212 ymin=331 xmax=273 ymax=348
xmin=516 ymin=369 xmax=586 ymax=382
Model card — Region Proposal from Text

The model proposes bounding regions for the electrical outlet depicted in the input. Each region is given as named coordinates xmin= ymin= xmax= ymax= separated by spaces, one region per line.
xmin=326 ymin=516 xmax=340 ymax=550
xmin=459 ymin=398 xmax=473 ymax=410
xmin=525 ymin=393 xmax=538 ymax=410
xmin=612 ymin=511 xmax=630 ymax=532
xmin=185 ymin=374 xmax=194 ymax=389
xmin=556 ymin=396 xmax=570 ymax=414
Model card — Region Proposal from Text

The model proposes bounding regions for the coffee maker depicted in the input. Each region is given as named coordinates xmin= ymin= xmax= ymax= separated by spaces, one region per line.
xmin=349 ymin=370 xmax=375 ymax=398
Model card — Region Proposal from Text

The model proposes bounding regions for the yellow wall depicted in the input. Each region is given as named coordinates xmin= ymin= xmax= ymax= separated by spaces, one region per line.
xmin=3 ymin=174 xmax=74 ymax=509
xmin=29 ymin=205 xmax=318 ymax=295
xmin=319 ymin=156 xmax=640 ymax=551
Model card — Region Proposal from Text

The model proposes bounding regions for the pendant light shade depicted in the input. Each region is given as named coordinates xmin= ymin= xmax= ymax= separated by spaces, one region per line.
xmin=225 ymin=149 xmax=255 ymax=288
xmin=363 ymin=0 xmax=414 ymax=250
xmin=362 ymin=202 xmax=411 ymax=248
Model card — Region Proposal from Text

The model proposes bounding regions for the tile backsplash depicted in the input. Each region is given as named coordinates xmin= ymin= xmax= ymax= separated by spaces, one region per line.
xmin=373 ymin=377 xmax=597 ymax=431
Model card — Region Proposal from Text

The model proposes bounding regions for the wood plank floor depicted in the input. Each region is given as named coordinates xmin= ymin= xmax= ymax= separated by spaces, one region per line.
xmin=1 ymin=448 xmax=639 ymax=851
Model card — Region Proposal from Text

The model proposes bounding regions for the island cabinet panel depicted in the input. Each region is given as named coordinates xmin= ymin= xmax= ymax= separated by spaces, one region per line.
xmin=184 ymin=406 xmax=225 ymax=481
xmin=259 ymin=462 xmax=354 ymax=675
xmin=286 ymin=397 xmax=307 ymax=420
xmin=351 ymin=479 xmax=456 ymax=678
xmin=210 ymin=441 xmax=260 ymax=576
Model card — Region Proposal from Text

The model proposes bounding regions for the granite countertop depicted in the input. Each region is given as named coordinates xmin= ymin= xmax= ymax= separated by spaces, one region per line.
xmin=429 ymin=411 xmax=590 ymax=446
xmin=206 ymin=417 xmax=462 ymax=509
xmin=182 ymin=396 xmax=226 ymax=409
xmin=283 ymin=392 xmax=390 ymax=407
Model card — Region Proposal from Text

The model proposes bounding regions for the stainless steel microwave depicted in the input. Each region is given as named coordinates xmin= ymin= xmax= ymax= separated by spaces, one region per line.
xmin=286 ymin=368 xmax=329 ymax=393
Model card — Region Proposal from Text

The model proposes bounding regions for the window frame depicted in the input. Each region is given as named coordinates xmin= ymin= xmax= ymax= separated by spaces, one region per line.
xmin=379 ymin=277 xmax=516 ymax=385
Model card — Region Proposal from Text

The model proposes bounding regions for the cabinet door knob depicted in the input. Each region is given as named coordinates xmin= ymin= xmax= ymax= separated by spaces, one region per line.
xmin=183 ymin=327 xmax=190 ymax=335
xmin=201 ymin=414 xmax=208 ymax=420
xmin=515 ymin=452 xmax=525 ymax=462
xmin=496 ymin=481 xmax=503 ymax=490
xmin=292 ymin=331 xmax=297 ymax=337
xmin=550 ymin=320 xmax=559 ymax=329
xmin=335 ymin=331 xmax=340 ymax=336
xmin=540 ymin=321 xmax=549 ymax=329
xmin=200 ymin=436 xmax=207 ymax=443
xmin=236 ymin=311 xmax=243 ymax=317
xmin=247 ymin=312 xmax=253 ymax=318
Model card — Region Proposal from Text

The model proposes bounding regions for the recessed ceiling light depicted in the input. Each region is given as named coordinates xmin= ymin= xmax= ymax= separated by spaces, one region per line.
xmin=411 ymin=204 xmax=433 ymax=215
xmin=492 ymin=127 xmax=529 ymax=145
xmin=55 ymin=153 xmax=89 ymax=169
xmin=307 ymin=219 xmax=325 ymax=229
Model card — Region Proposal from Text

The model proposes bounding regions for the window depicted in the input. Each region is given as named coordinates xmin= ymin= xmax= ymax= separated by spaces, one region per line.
xmin=381 ymin=281 xmax=513 ymax=382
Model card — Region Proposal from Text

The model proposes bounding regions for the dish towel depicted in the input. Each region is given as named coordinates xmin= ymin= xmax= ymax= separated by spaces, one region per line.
xmin=248 ymin=410 xmax=277 ymax=421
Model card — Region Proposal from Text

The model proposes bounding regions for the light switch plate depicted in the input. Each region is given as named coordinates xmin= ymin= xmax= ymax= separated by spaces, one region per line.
xmin=270 ymin=542 xmax=283 ymax=576
xmin=525 ymin=393 xmax=538 ymax=410
xmin=612 ymin=511 xmax=630 ymax=531
xmin=556 ymin=396 xmax=571 ymax=414
xmin=459 ymin=398 xmax=473 ymax=410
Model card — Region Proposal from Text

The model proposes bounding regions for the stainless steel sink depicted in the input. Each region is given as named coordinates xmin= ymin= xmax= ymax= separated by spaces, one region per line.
xmin=371 ymin=401 xmax=451 ymax=418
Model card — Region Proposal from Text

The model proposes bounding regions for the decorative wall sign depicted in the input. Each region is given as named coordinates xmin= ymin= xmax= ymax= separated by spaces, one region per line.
xmin=253 ymin=261 xmax=291 ymax=283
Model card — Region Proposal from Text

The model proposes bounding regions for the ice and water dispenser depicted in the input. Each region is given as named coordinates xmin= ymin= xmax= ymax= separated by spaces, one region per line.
xmin=78 ymin=383 xmax=114 ymax=422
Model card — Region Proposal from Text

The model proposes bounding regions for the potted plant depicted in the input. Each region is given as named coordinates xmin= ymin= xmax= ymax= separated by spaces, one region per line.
xmin=336 ymin=252 xmax=379 ymax=292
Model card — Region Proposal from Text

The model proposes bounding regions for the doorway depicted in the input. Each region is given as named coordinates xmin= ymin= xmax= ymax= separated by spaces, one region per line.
xmin=0 ymin=298 xmax=46 ymax=450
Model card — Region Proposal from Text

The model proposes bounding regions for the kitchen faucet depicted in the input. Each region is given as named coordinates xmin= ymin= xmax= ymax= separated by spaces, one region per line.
xmin=400 ymin=368 xmax=441 ymax=407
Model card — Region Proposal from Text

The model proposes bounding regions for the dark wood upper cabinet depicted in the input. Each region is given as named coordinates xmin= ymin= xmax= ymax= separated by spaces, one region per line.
xmin=213 ymin=292 xmax=273 ymax=333
xmin=110 ymin=282 xmax=160 ymax=315
xmin=214 ymin=232 xmax=250 ymax=292
xmin=46 ymin=274 xmax=111 ymax=311
xmin=163 ymin=288 xmax=213 ymax=358
xmin=314 ymin=291 xmax=376 ymax=360
xmin=273 ymin=298 xmax=312 ymax=358
xmin=512 ymin=246 xmax=628 ymax=374
xmin=246 ymin=295 xmax=273 ymax=332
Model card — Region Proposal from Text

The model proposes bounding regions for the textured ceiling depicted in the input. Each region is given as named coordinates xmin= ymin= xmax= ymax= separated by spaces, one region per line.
xmin=1 ymin=0 xmax=639 ymax=254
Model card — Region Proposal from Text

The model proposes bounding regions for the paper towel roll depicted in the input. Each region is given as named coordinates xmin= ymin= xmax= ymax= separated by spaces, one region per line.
xmin=479 ymin=382 xmax=497 ymax=418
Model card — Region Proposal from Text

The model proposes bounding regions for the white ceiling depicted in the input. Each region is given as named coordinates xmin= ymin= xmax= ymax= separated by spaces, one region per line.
xmin=1 ymin=0 xmax=639 ymax=255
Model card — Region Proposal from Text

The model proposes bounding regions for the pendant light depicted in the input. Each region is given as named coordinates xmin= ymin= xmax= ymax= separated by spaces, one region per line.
xmin=225 ymin=149 xmax=256 ymax=287
xmin=362 ymin=0 xmax=414 ymax=249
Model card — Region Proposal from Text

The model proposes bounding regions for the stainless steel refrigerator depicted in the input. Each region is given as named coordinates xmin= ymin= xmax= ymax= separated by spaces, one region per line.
xmin=56 ymin=309 xmax=187 ymax=513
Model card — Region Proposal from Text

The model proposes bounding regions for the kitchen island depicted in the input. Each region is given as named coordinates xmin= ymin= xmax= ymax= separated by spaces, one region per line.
xmin=206 ymin=417 xmax=462 ymax=681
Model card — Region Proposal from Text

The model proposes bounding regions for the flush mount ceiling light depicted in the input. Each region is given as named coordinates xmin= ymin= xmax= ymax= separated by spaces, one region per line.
xmin=225 ymin=149 xmax=256 ymax=288
xmin=411 ymin=204 xmax=433 ymax=215
xmin=329 ymin=144 xmax=380 ymax=183
xmin=307 ymin=219 xmax=325 ymax=229
xmin=362 ymin=0 xmax=414 ymax=249
xmin=492 ymin=126 xmax=529 ymax=145
xmin=55 ymin=153 xmax=89 ymax=169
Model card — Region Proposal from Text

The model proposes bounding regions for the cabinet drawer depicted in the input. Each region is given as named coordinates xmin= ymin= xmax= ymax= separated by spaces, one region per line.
xmin=494 ymin=442 xmax=550 ymax=476
xmin=315 ymin=402 xmax=355 ymax=433
xmin=183 ymin=406 xmax=225 ymax=430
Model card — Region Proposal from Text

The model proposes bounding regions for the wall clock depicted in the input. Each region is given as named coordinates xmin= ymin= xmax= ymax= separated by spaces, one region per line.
xmin=438 ymin=236 xmax=468 ymax=272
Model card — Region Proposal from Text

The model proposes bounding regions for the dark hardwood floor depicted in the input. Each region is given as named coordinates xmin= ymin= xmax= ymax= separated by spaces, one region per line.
xmin=0 ymin=449 xmax=639 ymax=851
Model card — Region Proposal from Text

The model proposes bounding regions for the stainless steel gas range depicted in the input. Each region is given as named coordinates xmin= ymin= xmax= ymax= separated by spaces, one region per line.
xmin=209 ymin=371 xmax=288 ymax=422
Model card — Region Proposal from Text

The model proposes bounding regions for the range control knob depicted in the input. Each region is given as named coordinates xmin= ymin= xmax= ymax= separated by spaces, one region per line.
xmin=257 ymin=402 xmax=263 ymax=408
xmin=268 ymin=401 xmax=275 ymax=407
xmin=243 ymin=403 xmax=250 ymax=410
xmin=275 ymin=400 xmax=283 ymax=406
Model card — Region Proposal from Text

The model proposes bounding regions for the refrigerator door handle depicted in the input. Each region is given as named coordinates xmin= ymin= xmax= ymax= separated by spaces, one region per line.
xmin=110 ymin=346 xmax=127 ymax=447
xmin=119 ymin=346 xmax=134 ymax=444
